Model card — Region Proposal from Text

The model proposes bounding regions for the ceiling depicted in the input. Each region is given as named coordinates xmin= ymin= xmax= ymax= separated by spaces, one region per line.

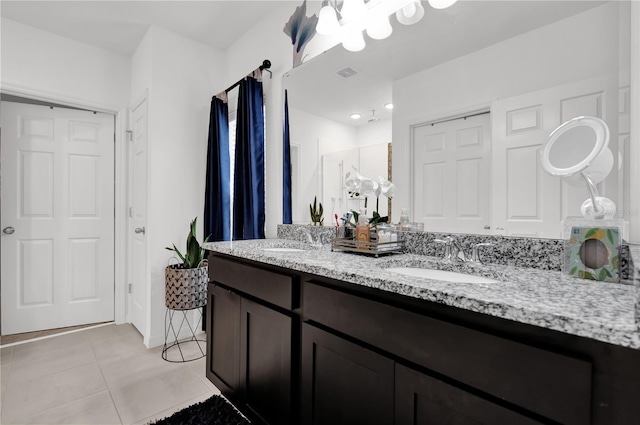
xmin=2 ymin=0 xmax=606 ymax=127
xmin=1 ymin=0 xmax=293 ymax=55
xmin=284 ymin=1 xmax=604 ymax=127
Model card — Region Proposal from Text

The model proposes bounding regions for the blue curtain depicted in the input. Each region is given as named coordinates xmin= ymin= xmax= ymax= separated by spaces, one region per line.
xmin=283 ymin=90 xmax=293 ymax=224
xmin=204 ymin=97 xmax=230 ymax=241
xmin=233 ymin=77 xmax=265 ymax=240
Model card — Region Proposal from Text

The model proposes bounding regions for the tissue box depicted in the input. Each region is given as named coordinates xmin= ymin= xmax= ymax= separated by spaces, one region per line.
xmin=567 ymin=226 xmax=620 ymax=282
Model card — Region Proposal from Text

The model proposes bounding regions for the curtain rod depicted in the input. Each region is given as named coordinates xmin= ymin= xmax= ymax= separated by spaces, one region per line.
xmin=221 ymin=59 xmax=272 ymax=96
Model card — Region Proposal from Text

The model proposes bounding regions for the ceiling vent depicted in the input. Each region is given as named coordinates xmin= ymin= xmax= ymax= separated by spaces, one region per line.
xmin=336 ymin=67 xmax=359 ymax=78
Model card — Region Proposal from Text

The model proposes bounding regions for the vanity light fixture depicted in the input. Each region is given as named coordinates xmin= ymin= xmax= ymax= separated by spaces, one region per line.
xmin=396 ymin=1 xmax=425 ymax=25
xmin=427 ymin=0 xmax=459 ymax=10
xmin=350 ymin=113 xmax=362 ymax=119
xmin=317 ymin=0 xmax=459 ymax=52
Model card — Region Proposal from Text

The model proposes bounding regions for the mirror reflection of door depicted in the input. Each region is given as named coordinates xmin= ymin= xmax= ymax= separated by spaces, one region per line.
xmin=412 ymin=113 xmax=491 ymax=235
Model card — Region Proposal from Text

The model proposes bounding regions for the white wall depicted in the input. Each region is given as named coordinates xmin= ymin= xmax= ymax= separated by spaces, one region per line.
xmin=1 ymin=18 xmax=130 ymax=109
xmin=356 ymin=119 xmax=391 ymax=147
xmin=288 ymin=107 xmax=358 ymax=222
xmin=392 ymin=3 xmax=621 ymax=220
xmin=130 ymin=26 xmax=227 ymax=347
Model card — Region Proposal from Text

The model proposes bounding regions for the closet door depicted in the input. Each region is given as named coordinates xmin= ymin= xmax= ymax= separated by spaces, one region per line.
xmin=491 ymin=76 xmax=617 ymax=238
xmin=1 ymin=101 xmax=115 ymax=335
xmin=412 ymin=113 xmax=491 ymax=234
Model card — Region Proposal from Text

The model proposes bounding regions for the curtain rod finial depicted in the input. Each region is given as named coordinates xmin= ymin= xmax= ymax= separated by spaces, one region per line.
xmin=261 ymin=59 xmax=271 ymax=70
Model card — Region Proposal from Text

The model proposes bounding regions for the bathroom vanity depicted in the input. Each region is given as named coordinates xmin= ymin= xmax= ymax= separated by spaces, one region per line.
xmin=204 ymin=239 xmax=640 ymax=425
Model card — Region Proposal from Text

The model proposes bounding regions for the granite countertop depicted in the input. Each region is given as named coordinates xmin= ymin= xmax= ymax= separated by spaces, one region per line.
xmin=204 ymin=239 xmax=640 ymax=350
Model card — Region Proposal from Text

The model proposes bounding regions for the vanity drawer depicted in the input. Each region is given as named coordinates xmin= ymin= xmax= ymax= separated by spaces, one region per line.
xmin=209 ymin=255 xmax=295 ymax=310
xmin=303 ymin=280 xmax=592 ymax=425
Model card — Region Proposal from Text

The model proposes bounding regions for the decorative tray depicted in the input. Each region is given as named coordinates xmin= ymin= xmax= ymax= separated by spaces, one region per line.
xmin=331 ymin=229 xmax=405 ymax=257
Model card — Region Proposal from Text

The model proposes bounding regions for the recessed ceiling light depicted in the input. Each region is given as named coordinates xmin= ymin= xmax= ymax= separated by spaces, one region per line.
xmin=350 ymin=113 xmax=362 ymax=119
xmin=384 ymin=103 xmax=394 ymax=110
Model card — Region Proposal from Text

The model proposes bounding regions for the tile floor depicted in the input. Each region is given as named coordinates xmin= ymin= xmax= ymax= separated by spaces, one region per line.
xmin=0 ymin=323 xmax=220 ymax=424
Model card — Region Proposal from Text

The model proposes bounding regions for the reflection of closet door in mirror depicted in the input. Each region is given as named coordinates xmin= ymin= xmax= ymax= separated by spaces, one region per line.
xmin=491 ymin=76 xmax=617 ymax=238
xmin=412 ymin=113 xmax=491 ymax=234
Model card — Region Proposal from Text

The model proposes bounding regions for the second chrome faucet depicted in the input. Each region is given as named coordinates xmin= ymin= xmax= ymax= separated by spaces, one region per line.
xmin=434 ymin=237 xmax=493 ymax=264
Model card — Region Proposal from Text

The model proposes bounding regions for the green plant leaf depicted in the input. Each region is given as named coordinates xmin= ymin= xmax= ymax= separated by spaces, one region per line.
xmin=569 ymin=266 xmax=578 ymax=275
xmin=598 ymin=268 xmax=607 ymax=281
xmin=604 ymin=268 xmax=613 ymax=278
xmin=584 ymin=228 xmax=598 ymax=238
xmin=168 ymin=244 xmax=186 ymax=264
xmin=606 ymin=229 xmax=614 ymax=245
xmin=612 ymin=255 xmax=619 ymax=270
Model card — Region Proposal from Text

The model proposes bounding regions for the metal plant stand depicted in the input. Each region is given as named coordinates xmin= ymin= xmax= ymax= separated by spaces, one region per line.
xmin=162 ymin=306 xmax=206 ymax=362
xmin=162 ymin=263 xmax=208 ymax=362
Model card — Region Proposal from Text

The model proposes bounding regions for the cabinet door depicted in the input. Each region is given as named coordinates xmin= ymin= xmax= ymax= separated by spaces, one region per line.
xmin=395 ymin=364 xmax=542 ymax=425
xmin=206 ymin=284 xmax=241 ymax=396
xmin=240 ymin=298 xmax=293 ymax=425
xmin=301 ymin=323 xmax=393 ymax=425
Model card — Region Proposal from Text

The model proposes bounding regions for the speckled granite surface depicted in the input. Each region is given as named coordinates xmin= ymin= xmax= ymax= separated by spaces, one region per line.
xmin=205 ymin=238 xmax=640 ymax=350
xmin=277 ymin=224 xmax=632 ymax=279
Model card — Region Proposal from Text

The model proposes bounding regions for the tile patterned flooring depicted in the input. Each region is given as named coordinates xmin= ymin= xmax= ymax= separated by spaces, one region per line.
xmin=0 ymin=324 xmax=220 ymax=424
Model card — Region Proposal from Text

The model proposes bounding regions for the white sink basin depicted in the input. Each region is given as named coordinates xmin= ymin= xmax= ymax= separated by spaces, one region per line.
xmin=263 ymin=248 xmax=306 ymax=253
xmin=385 ymin=267 xmax=499 ymax=284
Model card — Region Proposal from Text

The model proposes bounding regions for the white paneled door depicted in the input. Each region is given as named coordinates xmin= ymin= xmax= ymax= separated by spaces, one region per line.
xmin=491 ymin=76 xmax=617 ymax=238
xmin=412 ymin=113 xmax=491 ymax=234
xmin=1 ymin=101 xmax=115 ymax=335
xmin=128 ymin=95 xmax=148 ymax=337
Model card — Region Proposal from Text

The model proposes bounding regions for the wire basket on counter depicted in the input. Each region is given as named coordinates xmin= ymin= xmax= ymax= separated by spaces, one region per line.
xmin=331 ymin=226 xmax=405 ymax=257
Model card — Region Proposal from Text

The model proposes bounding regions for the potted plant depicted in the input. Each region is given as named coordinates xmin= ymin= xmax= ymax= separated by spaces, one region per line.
xmin=164 ymin=217 xmax=210 ymax=310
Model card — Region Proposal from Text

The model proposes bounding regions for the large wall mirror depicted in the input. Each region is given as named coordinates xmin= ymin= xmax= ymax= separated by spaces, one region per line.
xmin=284 ymin=0 xmax=635 ymax=241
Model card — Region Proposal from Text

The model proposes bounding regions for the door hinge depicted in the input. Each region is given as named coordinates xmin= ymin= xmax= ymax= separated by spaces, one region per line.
xmin=129 ymin=207 xmax=133 ymax=217
xmin=128 ymin=283 xmax=133 ymax=294
xmin=126 ymin=130 xmax=133 ymax=141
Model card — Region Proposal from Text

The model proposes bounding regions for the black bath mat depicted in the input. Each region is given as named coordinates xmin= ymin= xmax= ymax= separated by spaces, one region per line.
xmin=150 ymin=395 xmax=250 ymax=425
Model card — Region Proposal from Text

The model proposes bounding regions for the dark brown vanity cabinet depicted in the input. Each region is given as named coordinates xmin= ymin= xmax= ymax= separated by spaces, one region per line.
xmin=207 ymin=252 xmax=640 ymax=425
xmin=395 ymin=364 xmax=542 ymax=425
xmin=206 ymin=255 xmax=295 ymax=425
xmin=301 ymin=323 xmax=394 ymax=425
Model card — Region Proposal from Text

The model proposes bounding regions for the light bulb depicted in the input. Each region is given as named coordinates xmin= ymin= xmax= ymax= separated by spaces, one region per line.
xmin=317 ymin=4 xmax=340 ymax=35
xmin=428 ymin=0 xmax=459 ymax=10
xmin=340 ymin=0 xmax=367 ymax=23
xmin=342 ymin=30 xmax=366 ymax=51
xmin=396 ymin=1 xmax=425 ymax=25
xmin=366 ymin=13 xmax=393 ymax=40
xmin=350 ymin=113 xmax=362 ymax=120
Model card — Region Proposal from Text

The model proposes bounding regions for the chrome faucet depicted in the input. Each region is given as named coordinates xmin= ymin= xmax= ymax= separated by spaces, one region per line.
xmin=469 ymin=243 xmax=493 ymax=264
xmin=435 ymin=238 xmax=493 ymax=264
xmin=434 ymin=237 xmax=465 ymax=262
xmin=300 ymin=227 xmax=323 ymax=248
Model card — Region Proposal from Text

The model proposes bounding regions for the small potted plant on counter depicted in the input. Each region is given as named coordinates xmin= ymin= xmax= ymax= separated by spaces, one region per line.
xmin=310 ymin=196 xmax=324 ymax=226
xmin=164 ymin=217 xmax=210 ymax=310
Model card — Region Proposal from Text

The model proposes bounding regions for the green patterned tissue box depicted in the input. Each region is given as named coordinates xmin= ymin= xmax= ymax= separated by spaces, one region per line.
xmin=568 ymin=226 xmax=620 ymax=282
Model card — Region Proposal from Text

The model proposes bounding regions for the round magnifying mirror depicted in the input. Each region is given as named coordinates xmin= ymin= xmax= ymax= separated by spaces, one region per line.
xmin=540 ymin=116 xmax=615 ymax=219
xmin=541 ymin=116 xmax=611 ymax=182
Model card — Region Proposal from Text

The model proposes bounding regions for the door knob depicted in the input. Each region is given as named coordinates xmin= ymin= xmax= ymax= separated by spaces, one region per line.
xmin=3 ymin=227 xmax=15 ymax=235
xmin=134 ymin=227 xmax=145 ymax=234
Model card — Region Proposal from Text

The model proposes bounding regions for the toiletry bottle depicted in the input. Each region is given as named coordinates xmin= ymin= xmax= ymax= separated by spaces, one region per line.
xmin=400 ymin=208 xmax=410 ymax=231
xmin=356 ymin=214 xmax=370 ymax=249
